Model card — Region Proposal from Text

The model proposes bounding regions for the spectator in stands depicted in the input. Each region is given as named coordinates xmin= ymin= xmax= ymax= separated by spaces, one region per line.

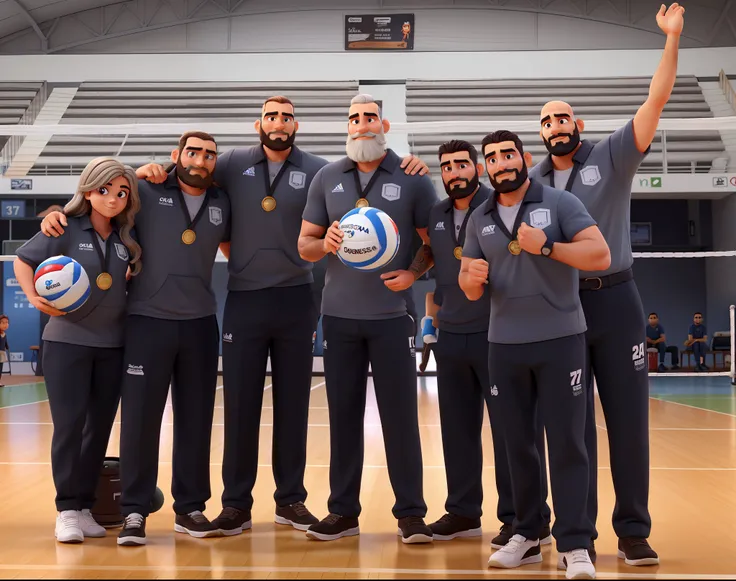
xmin=646 ymin=313 xmax=680 ymax=372
xmin=686 ymin=312 xmax=709 ymax=372
xmin=0 ymin=314 xmax=8 ymax=387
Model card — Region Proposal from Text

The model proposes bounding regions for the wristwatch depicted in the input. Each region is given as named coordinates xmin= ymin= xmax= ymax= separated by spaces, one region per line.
xmin=541 ymin=238 xmax=554 ymax=257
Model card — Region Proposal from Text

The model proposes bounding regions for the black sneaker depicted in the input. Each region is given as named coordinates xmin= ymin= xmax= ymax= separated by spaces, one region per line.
xmin=275 ymin=502 xmax=319 ymax=531
xmin=429 ymin=513 xmax=482 ymax=541
xmin=618 ymin=537 xmax=659 ymax=566
xmin=117 ymin=513 xmax=146 ymax=546
xmin=397 ymin=516 xmax=433 ymax=544
xmin=174 ymin=511 xmax=221 ymax=538
xmin=212 ymin=507 xmax=252 ymax=536
xmin=306 ymin=513 xmax=360 ymax=541
xmin=658 ymin=364 xmax=667 ymax=372
xmin=491 ymin=523 xmax=551 ymax=549
xmin=588 ymin=539 xmax=597 ymax=564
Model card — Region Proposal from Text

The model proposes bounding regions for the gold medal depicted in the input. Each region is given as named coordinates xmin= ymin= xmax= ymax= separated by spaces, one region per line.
xmin=261 ymin=196 xmax=277 ymax=212
xmin=508 ymin=240 xmax=521 ymax=255
xmin=355 ymin=198 xmax=369 ymax=208
xmin=182 ymin=229 xmax=196 ymax=245
xmin=453 ymin=246 xmax=463 ymax=260
xmin=96 ymin=272 xmax=113 ymax=291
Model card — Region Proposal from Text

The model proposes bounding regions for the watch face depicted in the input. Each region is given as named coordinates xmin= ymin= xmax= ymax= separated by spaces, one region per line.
xmin=542 ymin=247 xmax=551 ymax=256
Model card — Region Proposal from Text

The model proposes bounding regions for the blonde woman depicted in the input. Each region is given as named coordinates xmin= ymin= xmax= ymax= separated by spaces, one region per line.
xmin=14 ymin=157 xmax=141 ymax=544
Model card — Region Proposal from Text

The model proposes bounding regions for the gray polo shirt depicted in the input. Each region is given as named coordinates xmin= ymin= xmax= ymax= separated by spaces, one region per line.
xmin=214 ymin=145 xmax=328 ymax=291
xmin=17 ymin=215 xmax=133 ymax=348
xmin=428 ymin=184 xmax=491 ymax=334
xmin=127 ymin=171 xmax=231 ymax=320
xmin=303 ymin=148 xmax=438 ymax=320
xmin=463 ymin=179 xmax=597 ymax=344
xmin=529 ymin=119 xmax=649 ymax=278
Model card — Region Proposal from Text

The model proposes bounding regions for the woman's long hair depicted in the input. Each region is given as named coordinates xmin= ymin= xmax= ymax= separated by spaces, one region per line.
xmin=64 ymin=157 xmax=142 ymax=275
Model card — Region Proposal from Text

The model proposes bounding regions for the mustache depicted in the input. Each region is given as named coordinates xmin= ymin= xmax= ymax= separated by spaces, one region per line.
xmin=349 ymin=131 xmax=381 ymax=140
xmin=492 ymin=169 xmax=518 ymax=181
xmin=183 ymin=165 xmax=210 ymax=176
xmin=449 ymin=178 xmax=469 ymax=188
xmin=268 ymin=131 xmax=290 ymax=139
xmin=549 ymin=132 xmax=573 ymax=142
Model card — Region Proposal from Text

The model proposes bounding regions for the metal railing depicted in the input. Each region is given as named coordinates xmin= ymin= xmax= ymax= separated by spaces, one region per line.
xmin=0 ymin=83 xmax=49 ymax=175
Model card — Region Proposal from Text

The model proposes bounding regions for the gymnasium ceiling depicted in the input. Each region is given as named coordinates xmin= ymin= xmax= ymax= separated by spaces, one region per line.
xmin=0 ymin=0 xmax=734 ymax=54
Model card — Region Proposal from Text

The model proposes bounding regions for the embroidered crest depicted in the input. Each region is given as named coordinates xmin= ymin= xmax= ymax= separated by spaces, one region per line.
xmin=381 ymin=183 xmax=401 ymax=201
xmin=289 ymin=171 xmax=307 ymax=190
xmin=580 ymin=165 xmax=601 ymax=186
xmin=114 ymin=243 xmax=129 ymax=261
xmin=529 ymin=208 xmax=551 ymax=229
xmin=209 ymin=206 xmax=223 ymax=226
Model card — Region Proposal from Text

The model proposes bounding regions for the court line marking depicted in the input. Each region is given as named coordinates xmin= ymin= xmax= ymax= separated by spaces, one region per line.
xmin=0 ymin=563 xmax=732 ymax=579
xmin=652 ymin=397 xmax=736 ymax=418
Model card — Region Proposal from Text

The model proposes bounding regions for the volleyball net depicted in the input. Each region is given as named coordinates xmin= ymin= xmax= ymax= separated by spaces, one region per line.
xmin=0 ymin=118 xmax=734 ymax=382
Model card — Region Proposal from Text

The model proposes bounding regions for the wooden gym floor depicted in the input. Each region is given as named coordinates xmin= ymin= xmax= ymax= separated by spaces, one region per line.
xmin=0 ymin=374 xmax=735 ymax=579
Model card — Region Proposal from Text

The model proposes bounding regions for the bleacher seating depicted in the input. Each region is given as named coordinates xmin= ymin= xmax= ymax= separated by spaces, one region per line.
xmin=27 ymin=81 xmax=359 ymax=175
xmin=0 ymin=82 xmax=43 ymax=152
xmin=406 ymin=76 xmax=726 ymax=177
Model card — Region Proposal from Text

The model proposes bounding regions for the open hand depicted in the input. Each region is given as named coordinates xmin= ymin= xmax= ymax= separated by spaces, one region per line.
xmin=401 ymin=155 xmax=429 ymax=176
xmin=30 ymin=296 xmax=66 ymax=317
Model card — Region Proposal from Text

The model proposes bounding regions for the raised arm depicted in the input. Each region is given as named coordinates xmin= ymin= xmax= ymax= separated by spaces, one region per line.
xmin=632 ymin=3 xmax=685 ymax=153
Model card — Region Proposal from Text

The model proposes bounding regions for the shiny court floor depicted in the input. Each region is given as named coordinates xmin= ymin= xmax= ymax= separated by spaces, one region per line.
xmin=0 ymin=373 xmax=735 ymax=579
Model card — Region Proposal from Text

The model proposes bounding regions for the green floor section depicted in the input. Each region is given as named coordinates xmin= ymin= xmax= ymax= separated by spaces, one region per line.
xmin=651 ymin=394 xmax=736 ymax=415
xmin=0 ymin=382 xmax=48 ymax=409
xmin=649 ymin=376 xmax=736 ymax=416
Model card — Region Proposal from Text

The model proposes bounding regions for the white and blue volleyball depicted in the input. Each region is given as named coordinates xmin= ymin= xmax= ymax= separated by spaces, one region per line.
xmin=33 ymin=256 xmax=91 ymax=313
xmin=337 ymin=207 xmax=400 ymax=271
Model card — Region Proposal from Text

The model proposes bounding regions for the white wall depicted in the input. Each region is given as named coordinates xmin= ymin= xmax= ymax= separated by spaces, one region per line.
xmin=705 ymin=193 xmax=736 ymax=332
xmin=1 ymin=47 xmax=735 ymax=82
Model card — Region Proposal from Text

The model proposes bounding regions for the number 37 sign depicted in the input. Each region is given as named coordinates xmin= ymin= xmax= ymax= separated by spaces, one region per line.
xmin=0 ymin=200 xmax=26 ymax=218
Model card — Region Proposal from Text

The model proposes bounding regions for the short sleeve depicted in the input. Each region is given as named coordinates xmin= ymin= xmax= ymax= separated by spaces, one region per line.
xmin=462 ymin=212 xmax=483 ymax=260
xmin=213 ymin=148 xmax=235 ymax=191
xmin=302 ymin=166 xmax=329 ymax=227
xmin=688 ymin=324 xmax=695 ymax=335
xmin=659 ymin=325 xmax=665 ymax=335
xmin=557 ymin=191 xmax=598 ymax=241
xmin=608 ymin=119 xmax=649 ymax=177
xmin=412 ymin=175 xmax=439 ymax=230
xmin=16 ymin=229 xmax=66 ymax=270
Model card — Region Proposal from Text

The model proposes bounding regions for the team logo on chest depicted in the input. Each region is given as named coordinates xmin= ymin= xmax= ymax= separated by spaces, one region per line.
xmin=382 ymin=183 xmax=401 ymax=201
xmin=289 ymin=171 xmax=306 ymax=190
xmin=114 ymin=243 xmax=129 ymax=261
xmin=529 ymin=208 xmax=551 ymax=229
xmin=435 ymin=221 xmax=445 ymax=231
xmin=243 ymin=166 xmax=256 ymax=177
xmin=209 ymin=206 xmax=223 ymax=226
xmin=580 ymin=165 xmax=601 ymax=186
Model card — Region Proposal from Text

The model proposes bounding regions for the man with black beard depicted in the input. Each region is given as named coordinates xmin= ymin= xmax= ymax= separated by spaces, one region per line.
xmin=43 ymin=131 xmax=232 ymax=544
xmin=135 ymin=97 xmax=429 ymax=535
xmin=460 ymin=130 xmax=609 ymax=578
xmin=527 ymin=4 xmax=685 ymax=566
xmin=298 ymin=94 xmax=438 ymax=543
xmin=426 ymin=139 xmax=551 ymax=543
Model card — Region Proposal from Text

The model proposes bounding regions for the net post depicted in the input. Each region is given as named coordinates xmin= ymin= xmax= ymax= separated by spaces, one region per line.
xmin=730 ymin=305 xmax=735 ymax=385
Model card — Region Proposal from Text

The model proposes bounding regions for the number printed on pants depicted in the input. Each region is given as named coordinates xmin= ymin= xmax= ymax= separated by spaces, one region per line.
xmin=632 ymin=342 xmax=646 ymax=372
xmin=570 ymin=369 xmax=583 ymax=396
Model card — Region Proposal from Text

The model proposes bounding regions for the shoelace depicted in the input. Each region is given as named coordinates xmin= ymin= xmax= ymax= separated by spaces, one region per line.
xmin=125 ymin=513 xmax=144 ymax=529
xmin=438 ymin=513 xmax=455 ymax=524
xmin=220 ymin=507 xmax=242 ymax=520
xmin=324 ymin=513 xmax=342 ymax=525
xmin=500 ymin=534 xmax=527 ymax=554
xmin=188 ymin=511 xmax=208 ymax=524
xmin=401 ymin=516 xmax=425 ymax=528
xmin=79 ymin=510 xmax=97 ymax=524
xmin=498 ymin=524 xmax=512 ymax=535
xmin=625 ymin=538 xmax=649 ymax=547
xmin=59 ymin=511 xmax=78 ymax=527
xmin=567 ymin=549 xmax=591 ymax=564
xmin=291 ymin=502 xmax=310 ymax=517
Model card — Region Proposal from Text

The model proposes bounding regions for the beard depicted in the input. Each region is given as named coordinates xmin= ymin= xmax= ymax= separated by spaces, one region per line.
xmin=260 ymin=126 xmax=296 ymax=151
xmin=489 ymin=164 xmax=528 ymax=194
xmin=542 ymin=125 xmax=581 ymax=156
xmin=176 ymin=160 xmax=213 ymax=189
xmin=346 ymin=131 xmax=387 ymax=162
xmin=444 ymin=172 xmax=479 ymax=200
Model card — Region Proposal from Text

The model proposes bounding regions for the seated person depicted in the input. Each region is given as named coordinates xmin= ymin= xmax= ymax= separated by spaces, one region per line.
xmin=685 ymin=312 xmax=709 ymax=372
xmin=646 ymin=313 xmax=680 ymax=372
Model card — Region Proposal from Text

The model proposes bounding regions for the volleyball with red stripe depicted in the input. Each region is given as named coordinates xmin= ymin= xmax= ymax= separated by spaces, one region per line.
xmin=337 ymin=207 xmax=400 ymax=271
xmin=33 ymin=256 xmax=91 ymax=313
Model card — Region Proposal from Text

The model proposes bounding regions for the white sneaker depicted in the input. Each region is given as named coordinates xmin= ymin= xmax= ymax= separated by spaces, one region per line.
xmin=79 ymin=509 xmax=106 ymax=538
xmin=55 ymin=510 xmax=84 ymax=544
xmin=558 ymin=548 xmax=596 ymax=579
xmin=488 ymin=534 xmax=543 ymax=568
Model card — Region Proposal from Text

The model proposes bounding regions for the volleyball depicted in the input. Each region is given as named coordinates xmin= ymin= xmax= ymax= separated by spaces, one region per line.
xmin=337 ymin=207 xmax=400 ymax=271
xmin=33 ymin=256 xmax=91 ymax=313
